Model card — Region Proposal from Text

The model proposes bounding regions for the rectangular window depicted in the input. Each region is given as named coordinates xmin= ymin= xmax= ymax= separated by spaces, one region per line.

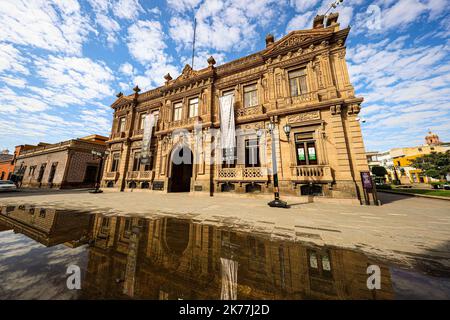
xmin=222 ymin=147 xmax=237 ymax=168
xmin=29 ymin=166 xmax=35 ymax=176
xmin=243 ymin=84 xmax=258 ymax=108
xmin=307 ymin=249 xmax=333 ymax=279
xmin=37 ymin=164 xmax=46 ymax=182
xmin=245 ymin=139 xmax=260 ymax=167
xmin=111 ymin=153 xmax=120 ymax=172
xmin=173 ymin=102 xmax=182 ymax=121
xmin=188 ymin=97 xmax=199 ymax=118
xmin=289 ymin=68 xmax=308 ymax=97
xmin=123 ymin=218 xmax=132 ymax=238
xmin=118 ymin=117 xmax=126 ymax=132
xmin=222 ymin=89 xmax=234 ymax=97
xmin=133 ymin=152 xmax=141 ymax=171
xmin=139 ymin=114 xmax=147 ymax=130
xmin=295 ymin=132 xmax=318 ymax=165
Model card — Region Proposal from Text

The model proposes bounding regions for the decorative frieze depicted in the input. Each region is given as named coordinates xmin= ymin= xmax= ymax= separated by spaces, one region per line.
xmin=287 ymin=110 xmax=320 ymax=124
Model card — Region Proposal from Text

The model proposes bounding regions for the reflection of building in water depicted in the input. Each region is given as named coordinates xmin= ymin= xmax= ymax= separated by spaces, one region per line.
xmin=82 ymin=215 xmax=394 ymax=300
xmin=0 ymin=206 xmax=93 ymax=247
xmin=0 ymin=220 xmax=12 ymax=232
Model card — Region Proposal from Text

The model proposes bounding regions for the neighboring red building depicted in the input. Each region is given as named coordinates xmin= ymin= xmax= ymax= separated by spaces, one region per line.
xmin=0 ymin=150 xmax=14 ymax=180
xmin=0 ymin=145 xmax=40 ymax=181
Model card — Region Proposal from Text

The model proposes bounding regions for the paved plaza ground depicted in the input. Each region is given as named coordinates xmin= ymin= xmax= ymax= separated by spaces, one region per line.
xmin=1 ymin=189 xmax=449 ymax=271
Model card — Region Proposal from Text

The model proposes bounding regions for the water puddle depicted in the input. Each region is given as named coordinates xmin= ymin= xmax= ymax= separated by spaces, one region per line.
xmin=0 ymin=205 xmax=449 ymax=300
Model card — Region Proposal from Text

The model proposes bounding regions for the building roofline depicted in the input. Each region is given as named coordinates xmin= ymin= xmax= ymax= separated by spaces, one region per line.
xmin=111 ymin=25 xmax=350 ymax=109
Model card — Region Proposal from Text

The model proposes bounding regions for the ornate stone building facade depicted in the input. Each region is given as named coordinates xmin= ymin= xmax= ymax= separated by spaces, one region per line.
xmin=102 ymin=14 xmax=370 ymax=202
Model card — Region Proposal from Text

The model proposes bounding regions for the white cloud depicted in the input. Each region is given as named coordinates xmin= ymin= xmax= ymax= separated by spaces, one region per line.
xmin=0 ymin=43 xmax=29 ymax=75
xmin=289 ymin=0 xmax=321 ymax=12
xmin=119 ymin=62 xmax=135 ymax=76
xmin=181 ymin=50 xmax=226 ymax=69
xmin=349 ymin=35 xmax=450 ymax=149
xmin=127 ymin=20 xmax=167 ymax=65
xmin=0 ymin=0 xmax=92 ymax=55
xmin=0 ymin=76 xmax=27 ymax=88
xmin=33 ymin=55 xmax=115 ymax=105
xmin=112 ymin=0 xmax=144 ymax=20
xmin=127 ymin=20 xmax=179 ymax=86
xmin=169 ymin=0 xmax=282 ymax=52
xmin=167 ymin=0 xmax=203 ymax=12
xmin=0 ymin=87 xmax=49 ymax=113
xmin=132 ymin=75 xmax=152 ymax=91
xmin=354 ymin=0 xmax=450 ymax=34
xmin=286 ymin=11 xmax=315 ymax=32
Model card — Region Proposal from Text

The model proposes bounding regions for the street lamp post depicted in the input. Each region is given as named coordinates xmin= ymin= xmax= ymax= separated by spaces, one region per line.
xmin=90 ymin=150 xmax=110 ymax=194
xmin=266 ymin=122 xmax=291 ymax=208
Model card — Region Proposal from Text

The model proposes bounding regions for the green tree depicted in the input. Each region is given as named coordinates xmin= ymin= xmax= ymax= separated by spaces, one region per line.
xmin=410 ymin=151 xmax=450 ymax=179
xmin=371 ymin=165 xmax=388 ymax=178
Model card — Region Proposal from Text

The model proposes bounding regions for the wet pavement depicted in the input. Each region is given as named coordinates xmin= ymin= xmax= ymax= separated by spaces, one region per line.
xmin=0 ymin=205 xmax=449 ymax=300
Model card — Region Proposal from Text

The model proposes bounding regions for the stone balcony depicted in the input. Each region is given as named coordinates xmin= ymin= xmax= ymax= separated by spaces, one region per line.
xmin=216 ymin=166 xmax=268 ymax=182
xmin=288 ymin=91 xmax=319 ymax=105
xmin=125 ymin=170 xmax=154 ymax=181
xmin=168 ymin=116 xmax=201 ymax=129
xmin=110 ymin=131 xmax=126 ymax=140
xmin=104 ymin=172 xmax=119 ymax=180
xmin=132 ymin=121 xmax=161 ymax=137
xmin=290 ymin=165 xmax=333 ymax=183
xmin=132 ymin=129 xmax=144 ymax=136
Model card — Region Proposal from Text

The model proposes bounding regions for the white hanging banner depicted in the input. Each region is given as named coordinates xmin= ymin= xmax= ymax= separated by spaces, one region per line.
xmin=141 ymin=113 xmax=156 ymax=164
xmin=220 ymin=257 xmax=238 ymax=300
xmin=219 ymin=94 xmax=236 ymax=150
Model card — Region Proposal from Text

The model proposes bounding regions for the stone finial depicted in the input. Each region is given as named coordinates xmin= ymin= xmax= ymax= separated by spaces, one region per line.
xmin=133 ymin=85 xmax=141 ymax=93
xmin=164 ymin=73 xmax=172 ymax=81
xmin=326 ymin=12 xmax=339 ymax=27
xmin=207 ymin=56 xmax=216 ymax=66
xmin=265 ymin=33 xmax=275 ymax=47
xmin=116 ymin=92 xmax=123 ymax=98
xmin=313 ymin=15 xmax=325 ymax=29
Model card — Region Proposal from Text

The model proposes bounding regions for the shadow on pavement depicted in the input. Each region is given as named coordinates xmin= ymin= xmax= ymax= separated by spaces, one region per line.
xmin=378 ymin=192 xmax=414 ymax=204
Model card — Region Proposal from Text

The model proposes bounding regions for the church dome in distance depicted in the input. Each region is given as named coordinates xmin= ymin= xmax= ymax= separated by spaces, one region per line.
xmin=425 ymin=130 xmax=441 ymax=146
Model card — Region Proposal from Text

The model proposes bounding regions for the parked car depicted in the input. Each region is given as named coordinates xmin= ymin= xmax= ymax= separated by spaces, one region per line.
xmin=443 ymin=184 xmax=450 ymax=190
xmin=0 ymin=180 xmax=17 ymax=192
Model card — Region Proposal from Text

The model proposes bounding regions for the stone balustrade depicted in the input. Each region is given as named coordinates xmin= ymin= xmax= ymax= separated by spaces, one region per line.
xmin=125 ymin=171 xmax=154 ymax=180
xmin=290 ymin=165 xmax=333 ymax=182
xmin=216 ymin=167 xmax=268 ymax=181
xmin=290 ymin=91 xmax=319 ymax=104
xmin=168 ymin=116 xmax=201 ymax=129
xmin=105 ymin=172 xmax=119 ymax=180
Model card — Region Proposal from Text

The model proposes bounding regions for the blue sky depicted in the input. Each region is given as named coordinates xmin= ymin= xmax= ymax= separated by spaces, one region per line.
xmin=0 ymin=0 xmax=449 ymax=153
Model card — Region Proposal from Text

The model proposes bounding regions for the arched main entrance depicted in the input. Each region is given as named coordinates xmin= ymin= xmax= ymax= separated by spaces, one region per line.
xmin=168 ymin=145 xmax=193 ymax=192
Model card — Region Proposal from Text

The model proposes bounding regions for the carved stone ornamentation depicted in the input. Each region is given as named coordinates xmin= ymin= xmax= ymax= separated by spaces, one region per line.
xmin=164 ymin=73 xmax=172 ymax=81
xmin=279 ymin=35 xmax=313 ymax=50
xmin=287 ymin=110 xmax=321 ymax=124
xmin=207 ymin=56 xmax=216 ymax=66
xmin=330 ymin=105 xmax=342 ymax=115
xmin=347 ymin=104 xmax=361 ymax=115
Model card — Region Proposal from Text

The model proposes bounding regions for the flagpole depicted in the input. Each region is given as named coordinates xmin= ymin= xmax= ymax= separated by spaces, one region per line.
xmin=191 ymin=18 xmax=197 ymax=69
